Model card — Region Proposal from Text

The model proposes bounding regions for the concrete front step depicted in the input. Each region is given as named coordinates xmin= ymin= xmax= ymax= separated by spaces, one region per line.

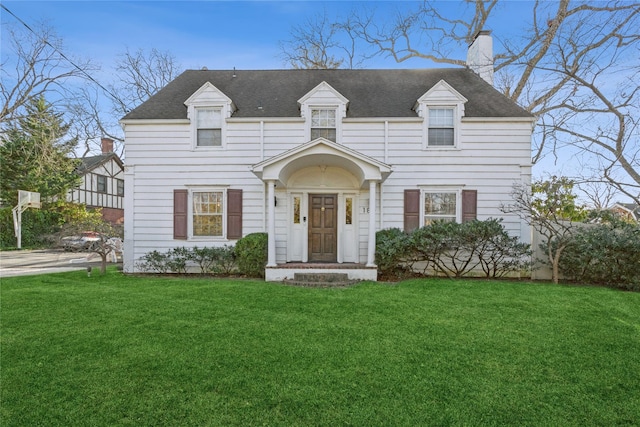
xmin=295 ymin=272 xmax=349 ymax=282
xmin=265 ymin=265 xmax=378 ymax=282
xmin=283 ymin=272 xmax=359 ymax=287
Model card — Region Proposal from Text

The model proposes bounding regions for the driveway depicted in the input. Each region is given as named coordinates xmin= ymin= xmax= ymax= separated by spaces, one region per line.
xmin=0 ymin=249 xmax=112 ymax=278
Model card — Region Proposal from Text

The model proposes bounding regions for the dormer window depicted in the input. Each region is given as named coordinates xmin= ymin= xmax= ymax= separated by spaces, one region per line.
xmin=311 ymin=108 xmax=336 ymax=142
xmin=196 ymin=108 xmax=222 ymax=147
xmin=298 ymin=81 xmax=348 ymax=144
xmin=184 ymin=82 xmax=234 ymax=150
xmin=415 ymin=80 xmax=467 ymax=150
xmin=428 ymin=108 xmax=454 ymax=146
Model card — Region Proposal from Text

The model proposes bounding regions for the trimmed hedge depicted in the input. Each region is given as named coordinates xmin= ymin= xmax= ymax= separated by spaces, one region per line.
xmin=558 ymin=219 xmax=640 ymax=291
xmin=376 ymin=219 xmax=532 ymax=279
xmin=234 ymin=233 xmax=268 ymax=278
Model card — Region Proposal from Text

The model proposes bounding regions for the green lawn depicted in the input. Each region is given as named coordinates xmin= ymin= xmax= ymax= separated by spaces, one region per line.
xmin=2 ymin=270 xmax=639 ymax=426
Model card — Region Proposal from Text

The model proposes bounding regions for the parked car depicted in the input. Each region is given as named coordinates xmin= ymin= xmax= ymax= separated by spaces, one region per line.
xmin=61 ymin=231 xmax=101 ymax=251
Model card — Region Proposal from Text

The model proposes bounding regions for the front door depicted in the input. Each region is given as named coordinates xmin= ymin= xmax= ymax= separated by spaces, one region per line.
xmin=308 ymin=194 xmax=337 ymax=262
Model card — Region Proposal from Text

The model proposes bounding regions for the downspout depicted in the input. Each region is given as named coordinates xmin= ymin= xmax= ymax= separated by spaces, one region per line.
xmin=381 ymin=120 xmax=389 ymax=229
xmin=260 ymin=120 xmax=266 ymax=230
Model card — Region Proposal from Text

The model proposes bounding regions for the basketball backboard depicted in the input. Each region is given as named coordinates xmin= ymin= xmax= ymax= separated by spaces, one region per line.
xmin=18 ymin=190 xmax=41 ymax=209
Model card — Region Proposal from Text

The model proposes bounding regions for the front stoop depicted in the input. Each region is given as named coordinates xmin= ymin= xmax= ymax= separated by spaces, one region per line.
xmin=265 ymin=263 xmax=378 ymax=282
xmin=283 ymin=272 xmax=359 ymax=288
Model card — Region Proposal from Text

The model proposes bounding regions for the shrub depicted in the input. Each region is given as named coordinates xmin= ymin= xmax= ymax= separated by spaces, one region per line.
xmin=166 ymin=247 xmax=190 ymax=274
xmin=234 ymin=233 xmax=268 ymax=278
xmin=559 ymin=220 xmax=640 ymax=291
xmin=1 ymin=206 xmax=62 ymax=249
xmin=474 ymin=219 xmax=533 ymax=278
xmin=136 ymin=250 xmax=171 ymax=273
xmin=376 ymin=219 xmax=531 ymax=279
xmin=0 ymin=202 xmax=106 ymax=250
xmin=135 ymin=247 xmax=190 ymax=274
xmin=189 ymin=246 xmax=236 ymax=275
xmin=411 ymin=221 xmax=471 ymax=277
xmin=209 ymin=245 xmax=237 ymax=275
xmin=375 ymin=228 xmax=414 ymax=278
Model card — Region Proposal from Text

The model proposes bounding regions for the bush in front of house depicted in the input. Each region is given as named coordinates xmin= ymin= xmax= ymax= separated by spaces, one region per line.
xmin=189 ymin=245 xmax=236 ymax=275
xmin=136 ymin=245 xmax=237 ymax=275
xmin=471 ymin=219 xmax=532 ymax=278
xmin=376 ymin=219 xmax=532 ymax=279
xmin=375 ymin=228 xmax=415 ymax=279
xmin=558 ymin=219 xmax=640 ymax=291
xmin=234 ymin=232 xmax=268 ymax=278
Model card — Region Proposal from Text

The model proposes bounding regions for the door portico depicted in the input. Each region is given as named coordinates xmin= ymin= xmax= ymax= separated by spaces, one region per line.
xmin=251 ymin=138 xmax=392 ymax=278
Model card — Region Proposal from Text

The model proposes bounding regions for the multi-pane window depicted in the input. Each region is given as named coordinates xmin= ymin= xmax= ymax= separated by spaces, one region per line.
xmin=311 ymin=108 xmax=336 ymax=141
xmin=196 ymin=108 xmax=222 ymax=146
xmin=428 ymin=108 xmax=454 ymax=146
xmin=96 ymin=175 xmax=107 ymax=193
xmin=424 ymin=192 xmax=457 ymax=224
xmin=116 ymin=179 xmax=124 ymax=196
xmin=193 ymin=191 xmax=224 ymax=236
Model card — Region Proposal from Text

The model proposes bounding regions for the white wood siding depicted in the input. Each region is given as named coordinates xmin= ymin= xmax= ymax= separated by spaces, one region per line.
xmin=123 ymin=113 xmax=532 ymax=271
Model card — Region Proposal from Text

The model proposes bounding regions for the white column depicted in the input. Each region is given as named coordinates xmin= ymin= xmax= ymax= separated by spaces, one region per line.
xmin=267 ymin=180 xmax=277 ymax=267
xmin=366 ymin=180 xmax=377 ymax=267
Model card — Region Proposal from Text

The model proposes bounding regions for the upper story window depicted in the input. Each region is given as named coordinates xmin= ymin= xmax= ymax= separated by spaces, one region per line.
xmin=311 ymin=108 xmax=337 ymax=142
xmin=428 ymin=108 xmax=454 ymax=146
xmin=96 ymin=175 xmax=107 ymax=193
xmin=116 ymin=179 xmax=125 ymax=196
xmin=298 ymin=81 xmax=348 ymax=144
xmin=184 ymin=82 xmax=234 ymax=150
xmin=415 ymin=80 xmax=467 ymax=150
xmin=196 ymin=108 xmax=222 ymax=147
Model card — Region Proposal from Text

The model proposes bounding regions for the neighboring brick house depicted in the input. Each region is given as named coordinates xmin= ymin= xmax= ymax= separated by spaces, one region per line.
xmin=67 ymin=138 xmax=124 ymax=224
xmin=120 ymin=32 xmax=534 ymax=281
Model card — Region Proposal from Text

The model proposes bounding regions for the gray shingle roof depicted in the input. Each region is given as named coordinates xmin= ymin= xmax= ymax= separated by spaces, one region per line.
xmin=77 ymin=153 xmax=123 ymax=174
xmin=122 ymin=68 xmax=532 ymax=121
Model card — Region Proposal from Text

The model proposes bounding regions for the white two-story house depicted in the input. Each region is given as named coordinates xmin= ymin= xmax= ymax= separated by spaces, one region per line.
xmin=121 ymin=32 xmax=534 ymax=281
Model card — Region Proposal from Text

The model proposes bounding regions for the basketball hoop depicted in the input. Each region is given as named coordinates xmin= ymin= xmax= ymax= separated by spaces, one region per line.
xmin=12 ymin=190 xmax=41 ymax=249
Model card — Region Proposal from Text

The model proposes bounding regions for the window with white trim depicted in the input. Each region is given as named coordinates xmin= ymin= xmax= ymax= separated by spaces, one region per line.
xmin=311 ymin=108 xmax=336 ymax=141
xmin=196 ymin=108 xmax=222 ymax=147
xmin=424 ymin=191 xmax=457 ymax=225
xmin=428 ymin=108 xmax=455 ymax=146
xmin=192 ymin=190 xmax=224 ymax=237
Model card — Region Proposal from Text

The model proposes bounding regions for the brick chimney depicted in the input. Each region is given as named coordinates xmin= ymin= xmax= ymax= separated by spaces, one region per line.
xmin=467 ymin=30 xmax=494 ymax=86
xmin=101 ymin=137 xmax=114 ymax=154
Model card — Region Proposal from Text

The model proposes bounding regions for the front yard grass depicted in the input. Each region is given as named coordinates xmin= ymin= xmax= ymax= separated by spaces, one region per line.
xmin=2 ymin=270 xmax=639 ymax=426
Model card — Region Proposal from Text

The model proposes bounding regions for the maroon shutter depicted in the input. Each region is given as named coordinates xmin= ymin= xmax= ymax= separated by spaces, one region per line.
xmin=462 ymin=190 xmax=477 ymax=223
xmin=174 ymin=189 xmax=188 ymax=239
xmin=227 ymin=189 xmax=243 ymax=240
xmin=404 ymin=189 xmax=420 ymax=232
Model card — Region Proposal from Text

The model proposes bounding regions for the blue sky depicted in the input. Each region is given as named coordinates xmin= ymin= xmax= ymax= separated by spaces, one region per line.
xmin=1 ymin=1 xmax=581 ymax=183
xmin=1 ymin=1 xmax=532 ymax=72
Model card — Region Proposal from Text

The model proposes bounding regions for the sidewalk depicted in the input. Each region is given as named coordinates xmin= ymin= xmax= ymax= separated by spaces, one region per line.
xmin=0 ymin=249 xmax=112 ymax=278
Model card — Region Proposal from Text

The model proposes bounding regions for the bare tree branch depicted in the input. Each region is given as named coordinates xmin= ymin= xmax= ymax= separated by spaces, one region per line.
xmin=0 ymin=22 xmax=95 ymax=126
xmin=280 ymin=0 xmax=640 ymax=202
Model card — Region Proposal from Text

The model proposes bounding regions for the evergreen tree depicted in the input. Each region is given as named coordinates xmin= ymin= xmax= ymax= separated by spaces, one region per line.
xmin=0 ymin=96 xmax=80 ymax=206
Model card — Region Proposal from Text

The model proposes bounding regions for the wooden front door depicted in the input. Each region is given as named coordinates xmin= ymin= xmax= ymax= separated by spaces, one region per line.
xmin=308 ymin=194 xmax=337 ymax=262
